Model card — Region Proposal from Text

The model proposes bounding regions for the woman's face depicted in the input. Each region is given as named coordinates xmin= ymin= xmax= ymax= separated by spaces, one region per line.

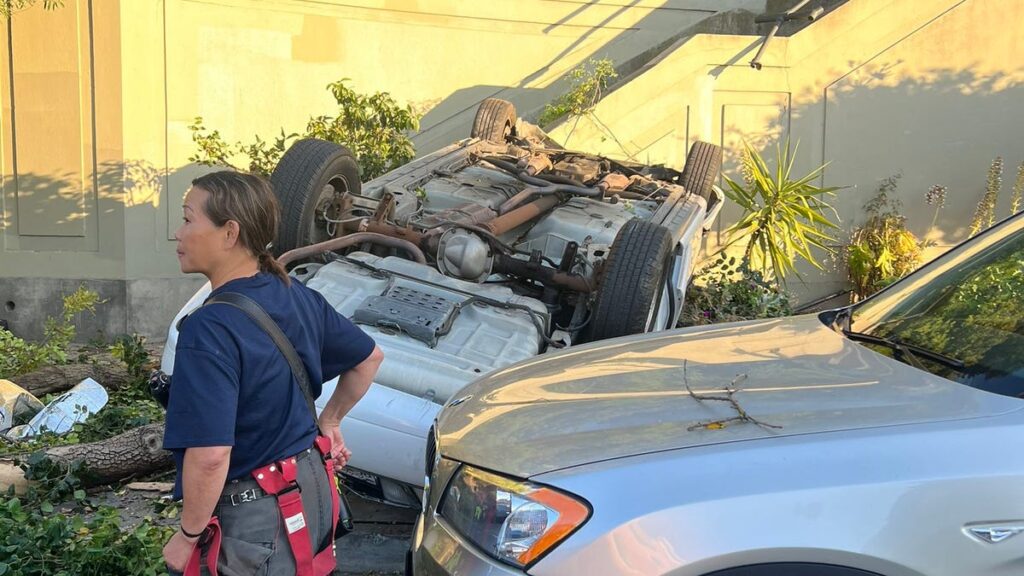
xmin=174 ymin=186 xmax=226 ymax=275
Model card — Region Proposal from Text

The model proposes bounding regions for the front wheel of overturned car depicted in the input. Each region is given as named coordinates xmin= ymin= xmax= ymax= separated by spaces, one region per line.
xmin=270 ymin=138 xmax=362 ymax=255
xmin=583 ymin=218 xmax=673 ymax=343
xmin=471 ymin=98 xmax=517 ymax=143
xmin=678 ymin=140 xmax=723 ymax=202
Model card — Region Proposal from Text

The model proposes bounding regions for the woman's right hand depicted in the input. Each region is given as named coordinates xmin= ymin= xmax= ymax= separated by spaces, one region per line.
xmin=318 ymin=420 xmax=351 ymax=472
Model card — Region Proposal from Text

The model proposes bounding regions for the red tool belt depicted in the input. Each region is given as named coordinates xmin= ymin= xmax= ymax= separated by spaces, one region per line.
xmin=185 ymin=436 xmax=340 ymax=576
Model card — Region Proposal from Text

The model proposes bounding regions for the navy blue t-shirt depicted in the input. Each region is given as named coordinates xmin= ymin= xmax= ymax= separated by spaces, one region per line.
xmin=163 ymin=272 xmax=375 ymax=499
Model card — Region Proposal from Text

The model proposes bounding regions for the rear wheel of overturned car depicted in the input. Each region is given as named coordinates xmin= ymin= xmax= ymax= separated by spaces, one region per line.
xmin=471 ymin=98 xmax=517 ymax=143
xmin=678 ymin=141 xmax=723 ymax=202
xmin=270 ymin=138 xmax=362 ymax=255
xmin=584 ymin=218 xmax=673 ymax=342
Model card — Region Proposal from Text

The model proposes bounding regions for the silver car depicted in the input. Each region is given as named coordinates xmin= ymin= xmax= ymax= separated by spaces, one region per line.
xmin=410 ymin=210 xmax=1024 ymax=576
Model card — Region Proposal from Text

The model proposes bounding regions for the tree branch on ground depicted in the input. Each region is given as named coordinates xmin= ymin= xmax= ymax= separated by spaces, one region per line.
xmin=1 ymin=423 xmax=172 ymax=493
xmin=13 ymin=358 xmax=132 ymax=397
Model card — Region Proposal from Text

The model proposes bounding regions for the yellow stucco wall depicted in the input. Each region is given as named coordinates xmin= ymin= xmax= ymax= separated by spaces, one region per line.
xmin=548 ymin=0 xmax=1024 ymax=298
xmin=0 ymin=0 xmax=125 ymax=277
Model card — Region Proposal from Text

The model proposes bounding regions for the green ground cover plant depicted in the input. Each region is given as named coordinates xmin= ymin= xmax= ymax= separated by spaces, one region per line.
xmin=681 ymin=256 xmax=793 ymax=327
xmin=0 ymin=293 xmax=172 ymax=574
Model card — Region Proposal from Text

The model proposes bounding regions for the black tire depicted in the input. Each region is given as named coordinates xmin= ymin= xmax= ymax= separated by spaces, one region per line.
xmin=270 ymin=138 xmax=361 ymax=255
xmin=679 ymin=141 xmax=722 ymax=202
xmin=471 ymin=98 xmax=516 ymax=143
xmin=584 ymin=218 xmax=673 ymax=342
xmin=704 ymin=564 xmax=884 ymax=576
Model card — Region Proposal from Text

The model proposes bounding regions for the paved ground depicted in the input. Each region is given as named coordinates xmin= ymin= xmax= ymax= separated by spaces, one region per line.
xmin=96 ymin=486 xmax=416 ymax=575
xmin=336 ymin=495 xmax=417 ymax=575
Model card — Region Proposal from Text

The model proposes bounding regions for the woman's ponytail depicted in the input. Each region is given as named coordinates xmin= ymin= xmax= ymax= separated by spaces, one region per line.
xmin=258 ymin=250 xmax=291 ymax=285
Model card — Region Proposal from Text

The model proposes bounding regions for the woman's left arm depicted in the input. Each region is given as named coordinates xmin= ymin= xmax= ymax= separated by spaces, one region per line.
xmin=318 ymin=346 xmax=383 ymax=468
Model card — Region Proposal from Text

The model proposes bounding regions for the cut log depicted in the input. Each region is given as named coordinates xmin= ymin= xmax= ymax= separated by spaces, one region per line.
xmin=0 ymin=423 xmax=173 ymax=492
xmin=14 ymin=359 xmax=132 ymax=397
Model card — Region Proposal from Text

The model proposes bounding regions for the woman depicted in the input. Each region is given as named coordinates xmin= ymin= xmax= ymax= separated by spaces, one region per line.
xmin=162 ymin=171 xmax=382 ymax=575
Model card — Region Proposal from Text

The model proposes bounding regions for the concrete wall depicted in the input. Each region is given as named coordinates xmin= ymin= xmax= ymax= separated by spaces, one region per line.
xmin=548 ymin=0 xmax=1024 ymax=300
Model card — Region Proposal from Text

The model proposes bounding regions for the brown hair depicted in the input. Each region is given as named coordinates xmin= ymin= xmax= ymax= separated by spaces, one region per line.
xmin=191 ymin=171 xmax=290 ymax=285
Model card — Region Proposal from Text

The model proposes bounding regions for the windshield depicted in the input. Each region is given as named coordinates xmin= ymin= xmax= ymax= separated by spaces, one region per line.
xmin=850 ymin=214 xmax=1024 ymax=398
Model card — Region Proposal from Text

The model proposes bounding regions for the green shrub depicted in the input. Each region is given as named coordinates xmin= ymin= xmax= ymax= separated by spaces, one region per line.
xmin=846 ymin=175 xmax=923 ymax=300
xmin=681 ymin=256 xmax=793 ymax=326
xmin=190 ymin=79 xmax=420 ymax=180
xmin=538 ymin=58 xmax=617 ymax=127
xmin=109 ymin=335 xmax=150 ymax=380
xmin=0 ymin=286 xmax=101 ymax=379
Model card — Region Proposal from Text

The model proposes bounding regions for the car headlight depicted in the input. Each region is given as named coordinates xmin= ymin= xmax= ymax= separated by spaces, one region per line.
xmin=439 ymin=464 xmax=590 ymax=568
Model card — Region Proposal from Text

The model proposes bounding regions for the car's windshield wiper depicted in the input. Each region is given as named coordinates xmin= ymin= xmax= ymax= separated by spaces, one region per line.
xmin=842 ymin=330 xmax=966 ymax=371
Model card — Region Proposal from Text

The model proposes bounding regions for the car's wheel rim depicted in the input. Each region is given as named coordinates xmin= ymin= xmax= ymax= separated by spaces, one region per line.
xmin=645 ymin=251 xmax=681 ymax=332
xmin=310 ymin=174 xmax=354 ymax=243
xmin=644 ymin=281 xmax=672 ymax=332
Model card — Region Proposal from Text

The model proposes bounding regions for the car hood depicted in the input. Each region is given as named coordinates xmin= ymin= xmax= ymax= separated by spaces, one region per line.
xmin=436 ymin=315 xmax=1022 ymax=478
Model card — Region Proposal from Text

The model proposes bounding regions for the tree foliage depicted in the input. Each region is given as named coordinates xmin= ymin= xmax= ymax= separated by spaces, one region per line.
xmin=190 ymin=79 xmax=419 ymax=180
xmin=538 ymin=58 xmax=618 ymax=127
xmin=0 ymin=286 xmax=101 ymax=379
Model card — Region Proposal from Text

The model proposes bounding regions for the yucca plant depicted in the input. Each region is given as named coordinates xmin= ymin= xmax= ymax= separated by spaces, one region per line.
xmin=722 ymin=140 xmax=841 ymax=283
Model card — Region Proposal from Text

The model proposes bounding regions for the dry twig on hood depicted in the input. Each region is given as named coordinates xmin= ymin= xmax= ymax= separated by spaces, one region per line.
xmin=683 ymin=360 xmax=782 ymax=431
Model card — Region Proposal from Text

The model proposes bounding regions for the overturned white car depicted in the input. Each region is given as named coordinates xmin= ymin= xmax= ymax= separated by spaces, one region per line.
xmin=162 ymin=99 xmax=723 ymax=507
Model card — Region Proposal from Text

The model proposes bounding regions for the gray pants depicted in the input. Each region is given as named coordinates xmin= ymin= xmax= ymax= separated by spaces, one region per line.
xmin=169 ymin=448 xmax=336 ymax=576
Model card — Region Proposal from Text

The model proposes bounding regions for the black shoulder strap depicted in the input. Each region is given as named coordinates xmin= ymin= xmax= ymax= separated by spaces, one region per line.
xmin=203 ymin=292 xmax=318 ymax=421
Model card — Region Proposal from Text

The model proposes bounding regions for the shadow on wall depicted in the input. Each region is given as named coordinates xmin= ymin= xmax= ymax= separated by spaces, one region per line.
xmin=412 ymin=0 xmax=849 ymax=153
xmin=412 ymin=0 xmax=740 ymax=155
xmin=0 ymin=160 xmax=214 ymax=341
xmin=815 ymin=65 xmax=1024 ymax=247
xmin=691 ymin=58 xmax=1024 ymax=298
xmin=1 ymin=160 xmax=211 ymax=229
xmin=713 ymin=65 xmax=1024 ymax=254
